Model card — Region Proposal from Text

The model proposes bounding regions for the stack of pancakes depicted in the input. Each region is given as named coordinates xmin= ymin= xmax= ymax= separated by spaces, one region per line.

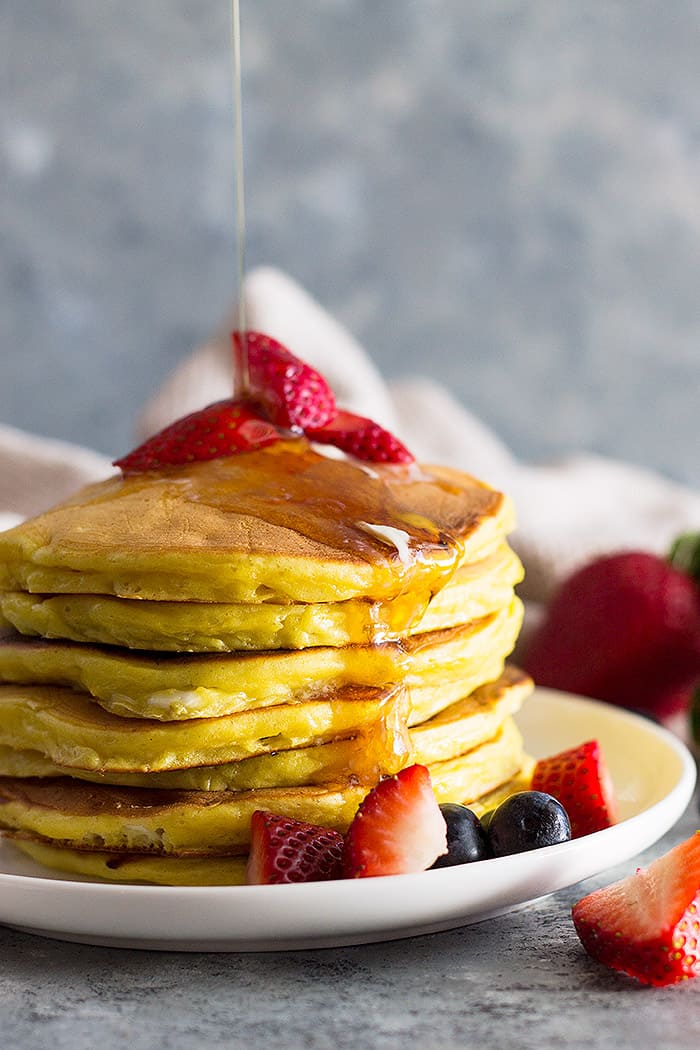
xmin=0 ymin=439 xmax=532 ymax=884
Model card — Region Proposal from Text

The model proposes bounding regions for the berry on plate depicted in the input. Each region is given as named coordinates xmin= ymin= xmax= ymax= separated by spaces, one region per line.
xmin=572 ymin=831 xmax=700 ymax=986
xmin=486 ymin=791 xmax=571 ymax=857
xmin=431 ymin=803 xmax=492 ymax=867
xmin=308 ymin=410 xmax=415 ymax=465
xmin=343 ymin=764 xmax=447 ymax=877
xmin=246 ymin=810 xmax=344 ymax=885
xmin=531 ymin=740 xmax=616 ymax=839
xmin=522 ymin=543 xmax=700 ymax=722
xmin=114 ymin=399 xmax=281 ymax=473
xmin=233 ymin=330 xmax=336 ymax=431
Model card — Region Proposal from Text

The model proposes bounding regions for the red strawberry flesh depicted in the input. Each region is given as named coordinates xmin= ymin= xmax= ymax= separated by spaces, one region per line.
xmin=308 ymin=410 xmax=415 ymax=465
xmin=114 ymin=399 xmax=281 ymax=473
xmin=233 ymin=330 xmax=337 ymax=431
xmin=342 ymin=764 xmax=447 ymax=878
xmin=523 ymin=551 xmax=700 ymax=719
xmin=531 ymin=740 xmax=616 ymax=838
xmin=572 ymin=832 xmax=700 ymax=986
xmin=246 ymin=810 xmax=344 ymax=885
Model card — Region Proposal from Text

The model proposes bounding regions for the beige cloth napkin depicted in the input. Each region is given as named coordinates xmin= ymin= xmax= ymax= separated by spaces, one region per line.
xmin=3 ymin=267 xmax=700 ymax=638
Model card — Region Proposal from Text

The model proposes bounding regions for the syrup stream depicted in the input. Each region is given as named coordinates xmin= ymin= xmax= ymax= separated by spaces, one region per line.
xmin=230 ymin=0 xmax=249 ymax=396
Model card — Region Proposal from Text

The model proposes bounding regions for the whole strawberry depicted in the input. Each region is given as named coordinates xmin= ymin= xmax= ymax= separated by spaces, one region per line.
xmin=523 ymin=538 xmax=700 ymax=721
xmin=572 ymin=831 xmax=700 ymax=986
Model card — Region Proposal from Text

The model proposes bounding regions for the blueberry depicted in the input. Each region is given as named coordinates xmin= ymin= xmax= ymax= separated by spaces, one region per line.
xmin=431 ymin=803 xmax=492 ymax=868
xmin=486 ymin=791 xmax=571 ymax=857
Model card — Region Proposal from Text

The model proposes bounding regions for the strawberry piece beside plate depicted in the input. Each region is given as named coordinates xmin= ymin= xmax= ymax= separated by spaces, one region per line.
xmin=572 ymin=832 xmax=700 ymax=986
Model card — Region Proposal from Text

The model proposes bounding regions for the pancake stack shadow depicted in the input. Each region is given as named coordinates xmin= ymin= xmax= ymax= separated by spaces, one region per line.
xmin=0 ymin=441 xmax=532 ymax=883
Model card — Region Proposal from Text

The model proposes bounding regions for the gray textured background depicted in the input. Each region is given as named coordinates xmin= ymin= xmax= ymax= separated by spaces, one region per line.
xmin=1 ymin=1 xmax=698 ymax=483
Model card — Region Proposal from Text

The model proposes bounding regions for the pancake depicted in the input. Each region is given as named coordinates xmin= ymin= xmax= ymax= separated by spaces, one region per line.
xmin=401 ymin=601 xmax=523 ymax=725
xmin=0 ymin=543 xmax=523 ymax=651
xmin=0 ymin=667 xmax=532 ymax=790
xmin=0 ymin=719 xmax=526 ymax=860
xmin=428 ymin=718 xmax=525 ymax=803
xmin=0 ymin=600 xmax=523 ymax=722
xmin=0 ymin=682 xmax=408 ymax=774
xmin=0 ymin=778 xmax=367 ymax=855
xmin=407 ymin=665 xmax=532 ymax=763
xmin=5 ymin=838 xmax=250 ymax=885
xmin=0 ymin=440 xmax=514 ymax=605
xmin=466 ymin=756 xmax=536 ymax=818
xmin=0 ymin=737 xmax=384 ymax=791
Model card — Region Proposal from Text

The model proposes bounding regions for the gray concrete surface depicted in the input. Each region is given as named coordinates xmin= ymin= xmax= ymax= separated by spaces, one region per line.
xmin=1 ymin=2 xmax=698 ymax=483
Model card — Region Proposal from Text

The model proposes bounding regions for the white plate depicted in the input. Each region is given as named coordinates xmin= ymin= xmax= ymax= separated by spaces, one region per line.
xmin=0 ymin=689 xmax=695 ymax=952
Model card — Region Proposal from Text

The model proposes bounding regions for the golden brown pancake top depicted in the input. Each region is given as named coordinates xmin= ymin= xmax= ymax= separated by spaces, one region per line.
xmin=0 ymin=439 xmax=510 ymax=603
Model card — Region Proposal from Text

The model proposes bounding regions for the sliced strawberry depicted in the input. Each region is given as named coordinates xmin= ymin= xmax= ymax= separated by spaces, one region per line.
xmin=308 ymin=410 xmax=415 ymax=465
xmin=114 ymin=399 xmax=281 ymax=473
xmin=245 ymin=810 xmax=344 ymax=885
xmin=531 ymin=740 xmax=616 ymax=838
xmin=233 ymin=330 xmax=337 ymax=431
xmin=572 ymin=832 xmax=700 ymax=986
xmin=342 ymin=764 xmax=446 ymax=878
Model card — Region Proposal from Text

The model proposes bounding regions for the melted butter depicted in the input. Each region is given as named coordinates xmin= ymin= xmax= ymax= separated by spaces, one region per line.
xmin=357 ymin=522 xmax=412 ymax=567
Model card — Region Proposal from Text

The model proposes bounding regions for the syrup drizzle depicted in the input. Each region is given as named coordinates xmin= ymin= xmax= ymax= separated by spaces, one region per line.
xmin=230 ymin=0 xmax=249 ymax=396
xmin=88 ymin=440 xmax=496 ymax=614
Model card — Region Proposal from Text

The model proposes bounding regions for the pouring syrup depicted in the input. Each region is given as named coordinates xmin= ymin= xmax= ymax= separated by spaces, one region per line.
xmin=230 ymin=0 xmax=249 ymax=397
